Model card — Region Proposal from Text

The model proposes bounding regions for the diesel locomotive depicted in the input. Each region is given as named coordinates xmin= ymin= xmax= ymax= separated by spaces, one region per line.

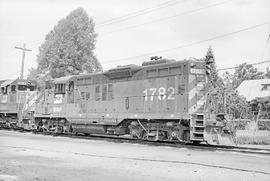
xmin=0 ymin=79 xmax=36 ymax=128
xmin=0 ymin=58 xmax=233 ymax=144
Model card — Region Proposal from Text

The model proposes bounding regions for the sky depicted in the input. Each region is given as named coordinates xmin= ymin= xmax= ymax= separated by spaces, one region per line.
xmin=0 ymin=0 xmax=269 ymax=80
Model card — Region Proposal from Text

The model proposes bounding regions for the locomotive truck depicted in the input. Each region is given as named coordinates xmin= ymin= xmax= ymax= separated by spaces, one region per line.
xmin=0 ymin=58 xmax=234 ymax=145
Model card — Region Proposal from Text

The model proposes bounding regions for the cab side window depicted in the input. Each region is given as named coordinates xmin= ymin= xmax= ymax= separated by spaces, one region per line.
xmin=55 ymin=84 xmax=66 ymax=94
xmin=11 ymin=85 xmax=16 ymax=92
xmin=18 ymin=85 xmax=27 ymax=91
xmin=108 ymin=84 xmax=113 ymax=100
xmin=1 ymin=87 xmax=7 ymax=94
xmin=102 ymin=85 xmax=107 ymax=101
xmin=95 ymin=85 xmax=100 ymax=101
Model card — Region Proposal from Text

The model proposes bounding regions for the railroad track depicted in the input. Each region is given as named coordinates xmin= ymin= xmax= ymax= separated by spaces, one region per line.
xmin=2 ymin=128 xmax=270 ymax=155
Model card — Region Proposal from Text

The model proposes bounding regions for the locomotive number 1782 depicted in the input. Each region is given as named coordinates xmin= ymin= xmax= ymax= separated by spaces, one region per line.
xmin=143 ymin=87 xmax=175 ymax=101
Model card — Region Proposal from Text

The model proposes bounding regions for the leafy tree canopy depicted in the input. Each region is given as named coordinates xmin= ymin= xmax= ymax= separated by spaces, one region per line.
xmin=220 ymin=63 xmax=266 ymax=118
xmin=204 ymin=46 xmax=223 ymax=88
xmin=203 ymin=46 xmax=250 ymax=118
xmin=204 ymin=46 xmax=225 ymax=113
xmin=31 ymin=7 xmax=102 ymax=80
xmin=231 ymin=63 xmax=264 ymax=88
xmin=204 ymin=47 xmax=269 ymax=118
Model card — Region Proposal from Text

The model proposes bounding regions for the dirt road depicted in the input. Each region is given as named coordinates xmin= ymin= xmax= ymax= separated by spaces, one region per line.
xmin=0 ymin=130 xmax=269 ymax=181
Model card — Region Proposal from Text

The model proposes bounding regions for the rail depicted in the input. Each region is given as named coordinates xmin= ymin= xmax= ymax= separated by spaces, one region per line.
xmin=5 ymin=128 xmax=268 ymax=156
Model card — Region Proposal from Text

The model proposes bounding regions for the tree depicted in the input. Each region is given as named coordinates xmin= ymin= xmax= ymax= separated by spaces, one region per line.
xmin=222 ymin=71 xmax=233 ymax=86
xmin=224 ymin=86 xmax=249 ymax=119
xmin=203 ymin=46 xmax=250 ymax=117
xmin=220 ymin=63 xmax=267 ymax=119
xmin=204 ymin=46 xmax=225 ymax=113
xmin=28 ymin=67 xmax=52 ymax=88
xmin=206 ymin=78 xmax=250 ymax=118
xmin=204 ymin=46 xmax=223 ymax=88
xmin=204 ymin=49 xmax=265 ymax=118
xmin=232 ymin=63 xmax=264 ymax=88
xmin=33 ymin=7 xmax=102 ymax=79
xmin=266 ymin=67 xmax=270 ymax=78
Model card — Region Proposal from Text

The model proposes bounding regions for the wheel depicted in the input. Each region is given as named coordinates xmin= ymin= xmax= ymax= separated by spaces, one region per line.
xmin=192 ymin=141 xmax=201 ymax=145
xmin=183 ymin=131 xmax=190 ymax=141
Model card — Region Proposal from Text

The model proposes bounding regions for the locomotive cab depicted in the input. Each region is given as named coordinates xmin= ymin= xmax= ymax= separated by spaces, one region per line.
xmin=53 ymin=75 xmax=75 ymax=105
xmin=33 ymin=75 xmax=76 ymax=133
xmin=0 ymin=79 xmax=36 ymax=128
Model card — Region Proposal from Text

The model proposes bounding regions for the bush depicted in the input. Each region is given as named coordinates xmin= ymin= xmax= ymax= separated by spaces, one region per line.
xmin=231 ymin=120 xmax=250 ymax=130
xmin=232 ymin=119 xmax=270 ymax=131
xmin=236 ymin=130 xmax=270 ymax=145
xmin=257 ymin=121 xmax=270 ymax=131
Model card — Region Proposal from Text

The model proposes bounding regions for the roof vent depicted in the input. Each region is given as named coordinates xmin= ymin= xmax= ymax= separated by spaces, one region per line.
xmin=105 ymin=64 xmax=141 ymax=79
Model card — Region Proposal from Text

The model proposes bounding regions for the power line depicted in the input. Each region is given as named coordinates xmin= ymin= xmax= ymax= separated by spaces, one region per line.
xmin=97 ymin=0 xmax=180 ymax=26
xmin=217 ymin=60 xmax=270 ymax=71
xmin=24 ymin=0 xmax=233 ymax=45
xmin=102 ymin=21 xmax=270 ymax=64
xmin=25 ymin=1 xmax=181 ymax=44
xmin=100 ymin=0 xmax=233 ymax=35
xmin=96 ymin=0 xmax=183 ymax=28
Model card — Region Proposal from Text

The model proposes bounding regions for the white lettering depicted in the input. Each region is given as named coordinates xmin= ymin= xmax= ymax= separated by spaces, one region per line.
xmin=143 ymin=87 xmax=175 ymax=101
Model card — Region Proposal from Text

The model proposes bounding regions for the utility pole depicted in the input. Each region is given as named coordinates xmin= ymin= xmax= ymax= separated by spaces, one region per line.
xmin=15 ymin=43 xmax=31 ymax=79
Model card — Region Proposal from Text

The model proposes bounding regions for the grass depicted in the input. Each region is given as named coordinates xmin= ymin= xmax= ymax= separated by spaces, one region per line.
xmin=235 ymin=130 xmax=270 ymax=145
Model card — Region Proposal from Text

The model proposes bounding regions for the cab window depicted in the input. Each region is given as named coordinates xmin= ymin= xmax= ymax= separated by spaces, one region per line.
xmin=18 ymin=85 xmax=27 ymax=91
xmin=1 ymin=87 xmax=7 ymax=94
xmin=11 ymin=85 xmax=16 ymax=92
xmin=68 ymin=82 xmax=74 ymax=91
xmin=95 ymin=85 xmax=100 ymax=101
xmin=108 ymin=84 xmax=113 ymax=100
xmin=54 ymin=83 xmax=66 ymax=94
xmin=102 ymin=85 xmax=107 ymax=101
xmin=29 ymin=86 xmax=35 ymax=91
